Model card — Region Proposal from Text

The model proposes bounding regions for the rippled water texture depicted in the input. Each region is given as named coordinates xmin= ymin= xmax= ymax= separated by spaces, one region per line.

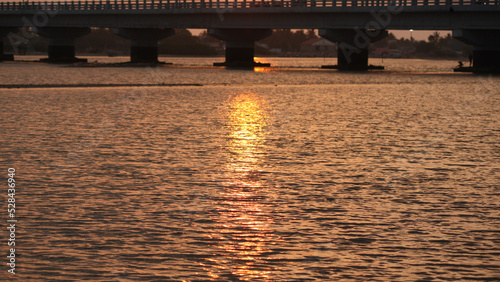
xmin=1 ymin=58 xmax=499 ymax=281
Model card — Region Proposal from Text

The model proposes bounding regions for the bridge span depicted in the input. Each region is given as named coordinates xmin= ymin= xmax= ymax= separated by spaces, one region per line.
xmin=1 ymin=0 xmax=499 ymax=70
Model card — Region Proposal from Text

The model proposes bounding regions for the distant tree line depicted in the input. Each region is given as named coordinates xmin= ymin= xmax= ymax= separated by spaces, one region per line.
xmin=4 ymin=28 xmax=218 ymax=56
xmin=4 ymin=28 xmax=472 ymax=59
xmin=372 ymin=31 xmax=472 ymax=58
xmin=159 ymin=29 xmax=217 ymax=56
xmin=77 ymin=28 xmax=217 ymax=56
xmin=258 ymin=29 xmax=318 ymax=53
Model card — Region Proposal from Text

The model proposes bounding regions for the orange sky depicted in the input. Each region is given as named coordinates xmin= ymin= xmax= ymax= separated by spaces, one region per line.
xmin=391 ymin=30 xmax=449 ymax=41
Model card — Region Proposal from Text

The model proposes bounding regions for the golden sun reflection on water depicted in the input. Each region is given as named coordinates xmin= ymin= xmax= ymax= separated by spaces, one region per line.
xmin=226 ymin=92 xmax=268 ymax=173
xmin=205 ymin=92 xmax=276 ymax=280
xmin=253 ymin=67 xmax=275 ymax=73
xmin=253 ymin=57 xmax=275 ymax=73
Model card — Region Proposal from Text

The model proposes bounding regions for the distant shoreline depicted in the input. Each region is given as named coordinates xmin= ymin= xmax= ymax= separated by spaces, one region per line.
xmin=6 ymin=53 xmax=464 ymax=60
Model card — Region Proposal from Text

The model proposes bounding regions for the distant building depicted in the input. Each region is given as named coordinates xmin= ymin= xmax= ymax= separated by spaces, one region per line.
xmin=300 ymin=38 xmax=336 ymax=57
xmin=269 ymin=48 xmax=283 ymax=55
xmin=372 ymin=47 xmax=405 ymax=58
xmin=371 ymin=47 xmax=390 ymax=58
xmin=388 ymin=49 xmax=402 ymax=58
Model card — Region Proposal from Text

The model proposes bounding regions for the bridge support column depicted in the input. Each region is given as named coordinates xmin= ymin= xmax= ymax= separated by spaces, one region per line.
xmin=0 ymin=27 xmax=17 ymax=62
xmin=115 ymin=28 xmax=175 ymax=64
xmin=208 ymin=28 xmax=272 ymax=68
xmin=453 ymin=29 xmax=500 ymax=73
xmin=36 ymin=27 xmax=91 ymax=63
xmin=319 ymin=29 xmax=388 ymax=71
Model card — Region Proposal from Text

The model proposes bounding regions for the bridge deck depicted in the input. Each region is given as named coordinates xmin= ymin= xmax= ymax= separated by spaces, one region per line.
xmin=0 ymin=0 xmax=499 ymax=11
xmin=0 ymin=0 xmax=499 ymax=30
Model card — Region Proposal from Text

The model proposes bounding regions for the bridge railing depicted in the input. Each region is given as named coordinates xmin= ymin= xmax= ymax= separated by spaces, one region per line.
xmin=0 ymin=0 xmax=498 ymax=11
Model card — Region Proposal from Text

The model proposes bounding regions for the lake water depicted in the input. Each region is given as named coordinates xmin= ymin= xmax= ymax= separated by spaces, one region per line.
xmin=0 ymin=56 xmax=499 ymax=281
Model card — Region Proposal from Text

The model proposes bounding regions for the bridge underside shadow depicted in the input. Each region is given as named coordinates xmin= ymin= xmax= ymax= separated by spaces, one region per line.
xmin=114 ymin=28 xmax=175 ymax=64
xmin=35 ymin=27 xmax=90 ymax=63
xmin=0 ymin=27 xmax=17 ymax=61
xmin=320 ymin=29 xmax=387 ymax=71
xmin=209 ymin=28 xmax=272 ymax=69
xmin=453 ymin=29 xmax=500 ymax=73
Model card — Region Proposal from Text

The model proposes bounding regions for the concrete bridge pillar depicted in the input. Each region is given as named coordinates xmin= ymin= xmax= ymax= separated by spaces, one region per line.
xmin=35 ymin=27 xmax=91 ymax=63
xmin=319 ymin=29 xmax=388 ymax=70
xmin=208 ymin=28 xmax=272 ymax=68
xmin=453 ymin=29 xmax=500 ymax=73
xmin=114 ymin=28 xmax=175 ymax=64
xmin=0 ymin=27 xmax=18 ymax=62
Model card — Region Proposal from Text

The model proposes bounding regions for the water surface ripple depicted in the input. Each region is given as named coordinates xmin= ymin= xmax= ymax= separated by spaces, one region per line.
xmin=0 ymin=59 xmax=499 ymax=281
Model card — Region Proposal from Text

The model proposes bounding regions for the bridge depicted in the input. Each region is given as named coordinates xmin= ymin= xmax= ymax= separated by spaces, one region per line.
xmin=1 ymin=0 xmax=499 ymax=70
